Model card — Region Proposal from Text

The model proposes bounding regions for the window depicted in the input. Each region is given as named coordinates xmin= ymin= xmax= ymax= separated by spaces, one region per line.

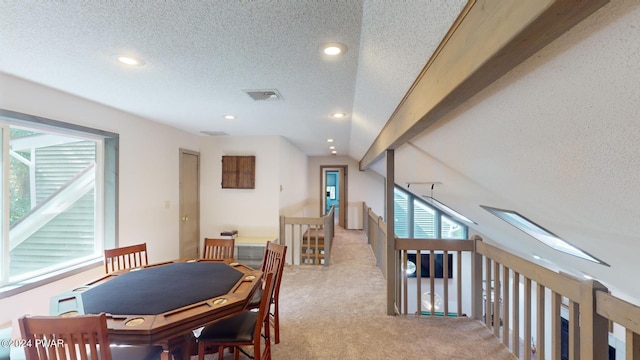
xmin=480 ymin=205 xmax=609 ymax=266
xmin=413 ymin=199 xmax=436 ymax=238
xmin=0 ymin=109 xmax=118 ymax=295
xmin=394 ymin=188 xmax=409 ymax=238
xmin=394 ymin=186 xmax=468 ymax=239
xmin=441 ymin=214 xmax=466 ymax=239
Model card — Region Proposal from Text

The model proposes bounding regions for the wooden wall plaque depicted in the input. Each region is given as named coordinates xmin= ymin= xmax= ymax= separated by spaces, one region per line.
xmin=222 ymin=156 xmax=255 ymax=189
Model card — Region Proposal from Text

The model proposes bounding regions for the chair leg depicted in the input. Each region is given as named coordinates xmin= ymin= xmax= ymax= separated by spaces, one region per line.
xmin=272 ymin=310 xmax=280 ymax=344
xmin=270 ymin=300 xmax=280 ymax=344
xmin=198 ymin=342 xmax=206 ymax=360
xmin=263 ymin=320 xmax=272 ymax=359
xmin=260 ymin=331 xmax=272 ymax=360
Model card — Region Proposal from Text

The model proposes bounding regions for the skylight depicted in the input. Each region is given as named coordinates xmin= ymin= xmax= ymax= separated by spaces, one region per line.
xmin=480 ymin=206 xmax=609 ymax=266
xmin=423 ymin=196 xmax=477 ymax=225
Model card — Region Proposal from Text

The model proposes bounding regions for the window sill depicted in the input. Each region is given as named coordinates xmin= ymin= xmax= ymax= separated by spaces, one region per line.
xmin=0 ymin=259 xmax=102 ymax=300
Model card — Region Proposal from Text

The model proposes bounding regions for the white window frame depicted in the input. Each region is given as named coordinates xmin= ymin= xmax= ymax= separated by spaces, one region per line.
xmin=0 ymin=109 xmax=118 ymax=298
xmin=394 ymin=185 xmax=469 ymax=239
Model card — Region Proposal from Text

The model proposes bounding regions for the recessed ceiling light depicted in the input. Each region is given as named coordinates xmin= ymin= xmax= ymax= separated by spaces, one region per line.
xmin=331 ymin=113 xmax=347 ymax=118
xmin=224 ymin=115 xmax=236 ymax=120
xmin=331 ymin=150 xmax=337 ymax=154
xmin=116 ymin=55 xmax=145 ymax=66
xmin=322 ymin=42 xmax=347 ymax=56
xmin=329 ymin=146 xmax=335 ymax=150
xmin=327 ymin=138 xmax=334 ymax=143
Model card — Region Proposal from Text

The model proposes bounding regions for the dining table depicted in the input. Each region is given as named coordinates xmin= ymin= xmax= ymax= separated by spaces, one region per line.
xmin=50 ymin=258 xmax=262 ymax=360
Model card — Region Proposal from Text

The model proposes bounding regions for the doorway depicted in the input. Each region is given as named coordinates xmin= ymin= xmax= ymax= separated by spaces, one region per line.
xmin=320 ymin=165 xmax=347 ymax=228
xmin=179 ymin=149 xmax=200 ymax=258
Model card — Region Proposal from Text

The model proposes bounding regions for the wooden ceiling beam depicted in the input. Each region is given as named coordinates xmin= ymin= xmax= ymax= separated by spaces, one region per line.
xmin=359 ymin=0 xmax=609 ymax=170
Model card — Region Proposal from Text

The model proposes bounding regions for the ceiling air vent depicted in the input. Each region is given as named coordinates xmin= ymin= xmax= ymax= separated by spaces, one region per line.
xmin=243 ymin=89 xmax=283 ymax=101
xmin=201 ymin=131 xmax=229 ymax=136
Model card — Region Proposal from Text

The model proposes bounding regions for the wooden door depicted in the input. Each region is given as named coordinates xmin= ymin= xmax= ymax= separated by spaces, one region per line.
xmin=179 ymin=149 xmax=200 ymax=258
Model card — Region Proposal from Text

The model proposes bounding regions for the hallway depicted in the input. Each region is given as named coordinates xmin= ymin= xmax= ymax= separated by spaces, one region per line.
xmin=269 ymin=227 xmax=515 ymax=359
xmin=194 ymin=227 xmax=514 ymax=359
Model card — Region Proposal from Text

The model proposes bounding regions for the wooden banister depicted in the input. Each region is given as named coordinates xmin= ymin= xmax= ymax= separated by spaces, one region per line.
xmin=280 ymin=206 xmax=334 ymax=266
xmin=363 ymin=201 xmax=640 ymax=359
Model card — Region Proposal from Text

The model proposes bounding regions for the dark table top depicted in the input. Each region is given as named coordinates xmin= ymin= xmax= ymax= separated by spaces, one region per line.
xmin=50 ymin=259 xmax=262 ymax=349
xmin=82 ymin=262 xmax=243 ymax=315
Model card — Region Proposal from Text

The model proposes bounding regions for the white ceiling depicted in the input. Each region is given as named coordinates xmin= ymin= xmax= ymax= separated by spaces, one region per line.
xmin=385 ymin=0 xmax=640 ymax=302
xmin=0 ymin=0 xmax=465 ymax=158
xmin=3 ymin=0 xmax=640 ymax=303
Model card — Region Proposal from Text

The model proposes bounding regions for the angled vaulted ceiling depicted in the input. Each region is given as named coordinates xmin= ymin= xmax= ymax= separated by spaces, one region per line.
xmin=386 ymin=0 xmax=640 ymax=303
xmin=2 ymin=0 xmax=639 ymax=304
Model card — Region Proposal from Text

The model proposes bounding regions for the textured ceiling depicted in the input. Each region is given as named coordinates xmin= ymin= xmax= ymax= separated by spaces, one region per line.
xmin=349 ymin=0 xmax=467 ymax=159
xmin=5 ymin=0 xmax=637 ymax=303
xmin=391 ymin=0 xmax=640 ymax=302
xmin=0 ymin=0 xmax=465 ymax=158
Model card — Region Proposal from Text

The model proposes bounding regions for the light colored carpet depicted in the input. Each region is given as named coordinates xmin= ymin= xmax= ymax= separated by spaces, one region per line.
xmin=194 ymin=227 xmax=515 ymax=360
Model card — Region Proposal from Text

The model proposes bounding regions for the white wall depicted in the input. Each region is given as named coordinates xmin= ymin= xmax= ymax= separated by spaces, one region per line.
xmin=307 ymin=155 xmax=384 ymax=229
xmin=200 ymin=135 xmax=283 ymax=239
xmin=278 ymin=137 xmax=308 ymax=217
xmin=0 ymin=72 xmax=200 ymax=331
xmin=390 ymin=0 xmax=640 ymax=304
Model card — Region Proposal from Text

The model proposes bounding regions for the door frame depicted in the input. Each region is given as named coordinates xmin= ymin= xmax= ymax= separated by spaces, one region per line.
xmin=319 ymin=165 xmax=347 ymax=228
xmin=179 ymin=149 xmax=200 ymax=258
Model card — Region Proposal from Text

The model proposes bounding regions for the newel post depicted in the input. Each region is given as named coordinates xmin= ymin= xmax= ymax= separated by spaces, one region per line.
xmin=580 ymin=279 xmax=609 ymax=360
xmin=323 ymin=208 xmax=333 ymax=267
xmin=362 ymin=203 xmax=369 ymax=244
xmin=279 ymin=215 xmax=285 ymax=244
xmin=385 ymin=150 xmax=395 ymax=315
xmin=471 ymin=235 xmax=484 ymax=321
xmin=279 ymin=215 xmax=287 ymax=263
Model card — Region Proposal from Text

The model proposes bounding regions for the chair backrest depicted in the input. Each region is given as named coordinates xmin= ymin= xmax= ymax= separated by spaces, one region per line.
xmin=262 ymin=241 xmax=287 ymax=301
xmin=202 ymin=238 xmax=235 ymax=260
xmin=19 ymin=313 xmax=113 ymax=360
xmin=104 ymin=243 xmax=148 ymax=274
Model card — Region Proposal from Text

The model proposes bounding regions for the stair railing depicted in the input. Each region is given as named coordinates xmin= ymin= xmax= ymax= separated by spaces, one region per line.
xmin=279 ymin=206 xmax=334 ymax=266
xmin=362 ymin=201 xmax=640 ymax=360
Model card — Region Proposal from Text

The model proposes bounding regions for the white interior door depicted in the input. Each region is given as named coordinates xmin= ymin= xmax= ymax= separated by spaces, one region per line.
xmin=179 ymin=149 xmax=200 ymax=258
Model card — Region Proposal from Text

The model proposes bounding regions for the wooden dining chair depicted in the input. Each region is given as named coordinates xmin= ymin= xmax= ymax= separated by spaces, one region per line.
xmin=103 ymin=243 xmax=148 ymax=274
xmin=246 ymin=241 xmax=287 ymax=344
xmin=18 ymin=313 xmax=162 ymax=360
xmin=196 ymin=271 xmax=277 ymax=360
xmin=202 ymin=238 xmax=235 ymax=260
